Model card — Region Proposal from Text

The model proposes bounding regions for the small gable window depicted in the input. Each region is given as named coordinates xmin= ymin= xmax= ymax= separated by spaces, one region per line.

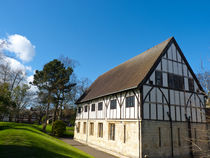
xmin=188 ymin=78 xmax=194 ymax=92
xmin=91 ymin=104 xmax=95 ymax=111
xmin=110 ymin=99 xmax=117 ymax=109
xmin=84 ymin=106 xmax=88 ymax=112
xmin=126 ymin=96 xmax=135 ymax=108
xmin=168 ymin=74 xmax=184 ymax=90
xmin=98 ymin=102 xmax=103 ymax=111
xmin=155 ymin=71 xmax=163 ymax=86
xmin=78 ymin=107 xmax=81 ymax=114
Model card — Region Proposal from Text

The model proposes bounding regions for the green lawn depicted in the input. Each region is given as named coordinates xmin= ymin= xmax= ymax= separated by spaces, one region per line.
xmin=0 ymin=122 xmax=93 ymax=158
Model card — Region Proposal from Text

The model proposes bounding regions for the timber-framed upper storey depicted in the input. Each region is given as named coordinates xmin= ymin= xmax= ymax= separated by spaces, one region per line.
xmin=76 ymin=37 xmax=206 ymax=123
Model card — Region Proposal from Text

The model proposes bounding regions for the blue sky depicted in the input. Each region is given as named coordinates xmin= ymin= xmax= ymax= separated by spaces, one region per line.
xmin=0 ymin=0 xmax=209 ymax=82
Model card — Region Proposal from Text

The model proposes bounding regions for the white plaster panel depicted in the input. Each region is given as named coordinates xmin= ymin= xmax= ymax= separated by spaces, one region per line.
xmin=126 ymin=108 xmax=130 ymax=118
xmin=177 ymin=51 xmax=182 ymax=62
xmin=163 ymin=52 xmax=167 ymax=58
xmin=113 ymin=109 xmax=116 ymax=118
xmin=168 ymin=60 xmax=173 ymax=73
xmin=195 ymin=95 xmax=200 ymax=107
xmin=150 ymin=88 xmax=156 ymax=102
xmin=188 ymin=71 xmax=192 ymax=78
xmin=168 ymin=46 xmax=172 ymax=59
xmin=143 ymin=85 xmax=151 ymax=102
xmin=197 ymin=108 xmax=201 ymax=122
xmin=117 ymin=104 xmax=121 ymax=118
xmin=89 ymin=110 xmax=96 ymax=119
xmin=176 ymin=106 xmax=181 ymax=121
xmin=178 ymin=63 xmax=182 ymax=75
xmin=185 ymin=92 xmax=191 ymax=106
xmin=194 ymin=80 xmax=199 ymax=91
xmin=192 ymin=108 xmax=196 ymax=122
xmin=151 ymin=104 xmax=156 ymax=120
xmin=173 ymin=62 xmax=178 ymax=74
xmin=181 ymin=107 xmax=186 ymax=121
xmin=164 ymin=105 xmax=169 ymax=120
xmin=186 ymin=107 xmax=191 ymax=118
xmin=130 ymin=107 xmax=135 ymax=119
xmin=180 ymin=92 xmax=184 ymax=105
xmin=175 ymin=91 xmax=180 ymax=105
xmin=144 ymin=103 xmax=149 ymax=119
xmin=171 ymin=106 xmax=175 ymax=121
xmin=184 ymin=78 xmax=189 ymax=91
xmin=157 ymin=104 xmax=163 ymax=120
xmin=183 ymin=65 xmax=188 ymax=77
xmin=163 ymin=73 xmax=168 ymax=87
xmin=191 ymin=94 xmax=196 ymax=107
xmin=162 ymin=59 xmax=168 ymax=72
xmin=170 ymin=90 xmax=175 ymax=105
xmin=198 ymin=95 xmax=204 ymax=107
xmin=157 ymin=89 xmax=162 ymax=103
xmin=161 ymin=88 xmax=168 ymax=102
xmin=172 ymin=44 xmax=177 ymax=61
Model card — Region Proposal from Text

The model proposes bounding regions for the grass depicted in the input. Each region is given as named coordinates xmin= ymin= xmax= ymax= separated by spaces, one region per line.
xmin=0 ymin=122 xmax=93 ymax=158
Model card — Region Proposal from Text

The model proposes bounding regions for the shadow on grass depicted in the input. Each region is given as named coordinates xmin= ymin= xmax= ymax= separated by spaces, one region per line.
xmin=0 ymin=145 xmax=72 ymax=158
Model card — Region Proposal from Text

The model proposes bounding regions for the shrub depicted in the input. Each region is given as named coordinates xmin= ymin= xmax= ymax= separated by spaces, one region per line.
xmin=52 ymin=120 xmax=66 ymax=137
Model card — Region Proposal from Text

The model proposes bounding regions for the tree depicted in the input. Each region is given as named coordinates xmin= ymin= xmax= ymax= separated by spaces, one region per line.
xmin=0 ymin=83 xmax=16 ymax=121
xmin=32 ymin=59 xmax=76 ymax=131
xmin=12 ymin=84 xmax=31 ymax=122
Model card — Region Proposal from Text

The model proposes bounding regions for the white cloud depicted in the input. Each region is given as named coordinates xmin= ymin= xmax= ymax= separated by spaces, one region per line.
xmin=27 ymin=75 xmax=34 ymax=83
xmin=26 ymin=74 xmax=38 ymax=92
xmin=4 ymin=56 xmax=32 ymax=74
xmin=1 ymin=34 xmax=35 ymax=62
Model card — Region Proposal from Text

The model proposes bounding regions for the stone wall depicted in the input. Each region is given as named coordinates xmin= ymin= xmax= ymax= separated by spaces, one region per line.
xmin=74 ymin=119 xmax=140 ymax=158
xmin=74 ymin=119 xmax=208 ymax=158
xmin=142 ymin=120 xmax=208 ymax=158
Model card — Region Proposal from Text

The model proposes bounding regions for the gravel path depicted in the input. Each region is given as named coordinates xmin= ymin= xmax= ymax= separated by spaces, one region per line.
xmin=60 ymin=138 xmax=118 ymax=158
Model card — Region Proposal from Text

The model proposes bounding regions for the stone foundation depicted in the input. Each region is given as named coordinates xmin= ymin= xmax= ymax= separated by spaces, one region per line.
xmin=74 ymin=119 xmax=140 ymax=158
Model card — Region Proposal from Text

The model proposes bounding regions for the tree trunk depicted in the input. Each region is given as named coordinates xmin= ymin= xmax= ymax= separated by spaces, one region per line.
xmin=53 ymin=104 xmax=58 ymax=122
xmin=43 ymin=92 xmax=51 ymax=132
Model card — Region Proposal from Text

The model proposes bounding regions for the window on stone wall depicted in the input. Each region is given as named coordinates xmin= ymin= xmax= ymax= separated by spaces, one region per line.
xmin=126 ymin=96 xmax=135 ymax=108
xmin=110 ymin=99 xmax=117 ymax=109
xmin=89 ymin=123 xmax=94 ymax=136
xmin=188 ymin=78 xmax=194 ymax=92
xmin=158 ymin=127 xmax=161 ymax=147
xmin=77 ymin=122 xmax=80 ymax=133
xmin=84 ymin=106 xmax=88 ymax=112
xmin=91 ymin=104 xmax=95 ymax=111
xmin=98 ymin=123 xmax=103 ymax=138
xmin=98 ymin=102 xmax=103 ymax=111
xmin=83 ymin=122 xmax=86 ymax=134
xmin=109 ymin=123 xmax=115 ymax=141
xmin=155 ymin=71 xmax=163 ymax=86
xmin=178 ymin=128 xmax=181 ymax=146
xmin=124 ymin=125 xmax=126 ymax=143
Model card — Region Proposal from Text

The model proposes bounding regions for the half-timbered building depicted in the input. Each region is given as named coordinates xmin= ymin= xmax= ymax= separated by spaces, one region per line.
xmin=74 ymin=37 xmax=208 ymax=158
